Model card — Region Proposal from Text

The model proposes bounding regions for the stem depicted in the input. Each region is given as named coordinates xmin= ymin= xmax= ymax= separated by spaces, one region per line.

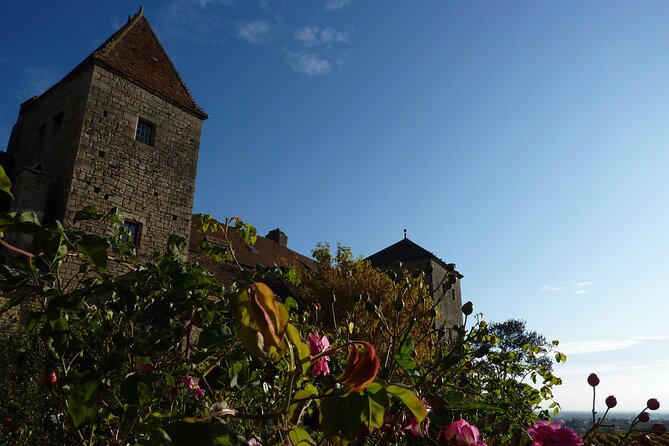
xmin=621 ymin=409 xmax=647 ymax=446
xmin=591 ymin=386 xmax=597 ymax=426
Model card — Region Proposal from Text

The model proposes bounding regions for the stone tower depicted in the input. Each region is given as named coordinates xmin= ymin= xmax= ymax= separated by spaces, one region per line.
xmin=4 ymin=8 xmax=207 ymax=259
xmin=366 ymin=236 xmax=464 ymax=331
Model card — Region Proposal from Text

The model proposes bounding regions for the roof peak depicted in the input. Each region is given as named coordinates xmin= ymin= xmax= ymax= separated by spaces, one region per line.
xmin=91 ymin=9 xmax=207 ymax=119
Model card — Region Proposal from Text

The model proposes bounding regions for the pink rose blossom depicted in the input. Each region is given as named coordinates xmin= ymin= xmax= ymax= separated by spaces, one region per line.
xmin=438 ymin=419 xmax=487 ymax=446
xmin=527 ymin=420 xmax=583 ymax=446
xmin=307 ymin=332 xmax=331 ymax=378
xmin=181 ymin=375 xmax=205 ymax=400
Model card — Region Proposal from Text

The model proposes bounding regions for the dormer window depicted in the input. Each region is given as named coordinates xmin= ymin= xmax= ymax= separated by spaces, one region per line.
xmin=135 ymin=118 xmax=155 ymax=146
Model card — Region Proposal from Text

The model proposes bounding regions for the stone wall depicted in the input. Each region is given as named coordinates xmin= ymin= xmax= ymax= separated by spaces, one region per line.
xmin=429 ymin=259 xmax=463 ymax=331
xmin=64 ymin=64 xmax=203 ymax=260
xmin=6 ymin=67 xmax=94 ymax=224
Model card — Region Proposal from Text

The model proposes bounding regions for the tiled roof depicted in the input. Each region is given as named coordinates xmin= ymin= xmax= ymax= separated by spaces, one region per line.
xmin=366 ymin=237 xmax=458 ymax=274
xmin=92 ymin=8 xmax=207 ymax=119
xmin=189 ymin=224 xmax=315 ymax=284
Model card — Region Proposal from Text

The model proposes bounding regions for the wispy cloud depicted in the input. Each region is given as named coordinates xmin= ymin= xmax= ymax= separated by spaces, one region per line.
xmin=157 ymin=0 xmax=233 ymax=44
xmin=287 ymin=51 xmax=331 ymax=75
xmin=325 ymin=0 xmax=350 ymax=12
xmin=21 ymin=67 xmax=57 ymax=97
xmin=294 ymin=26 xmax=350 ymax=47
xmin=540 ymin=280 xmax=591 ymax=295
xmin=559 ymin=336 xmax=669 ymax=355
xmin=236 ymin=20 xmax=274 ymax=44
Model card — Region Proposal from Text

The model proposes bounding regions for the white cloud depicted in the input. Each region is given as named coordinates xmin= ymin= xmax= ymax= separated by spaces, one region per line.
xmin=325 ymin=0 xmax=350 ymax=12
xmin=294 ymin=26 xmax=350 ymax=47
xmin=236 ymin=20 xmax=274 ymax=44
xmin=541 ymin=285 xmax=566 ymax=292
xmin=288 ymin=51 xmax=331 ymax=75
xmin=540 ymin=280 xmax=591 ymax=295
xmin=157 ymin=0 xmax=229 ymax=44
xmin=559 ymin=336 xmax=669 ymax=355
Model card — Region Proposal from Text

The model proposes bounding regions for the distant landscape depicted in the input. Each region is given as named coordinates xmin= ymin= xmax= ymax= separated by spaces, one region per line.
xmin=557 ymin=411 xmax=669 ymax=434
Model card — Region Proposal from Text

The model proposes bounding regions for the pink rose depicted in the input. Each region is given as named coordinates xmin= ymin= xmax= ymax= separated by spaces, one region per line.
xmin=307 ymin=332 xmax=331 ymax=377
xmin=438 ymin=419 xmax=487 ymax=446
xmin=527 ymin=420 xmax=583 ymax=446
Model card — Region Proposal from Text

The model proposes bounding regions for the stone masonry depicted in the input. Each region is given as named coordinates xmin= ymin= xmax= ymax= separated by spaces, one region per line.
xmin=3 ymin=8 xmax=206 ymax=279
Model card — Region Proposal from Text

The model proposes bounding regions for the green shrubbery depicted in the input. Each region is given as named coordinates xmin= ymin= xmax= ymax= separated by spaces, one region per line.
xmin=0 ymin=166 xmax=573 ymax=445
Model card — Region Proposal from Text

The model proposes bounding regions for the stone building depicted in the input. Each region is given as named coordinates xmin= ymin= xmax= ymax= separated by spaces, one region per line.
xmin=1 ymin=8 xmax=464 ymax=329
xmin=3 ymin=7 xmax=206 ymax=265
xmin=366 ymin=235 xmax=464 ymax=329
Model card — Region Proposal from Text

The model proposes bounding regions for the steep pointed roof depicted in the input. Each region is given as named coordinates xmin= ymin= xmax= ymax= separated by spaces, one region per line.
xmin=91 ymin=8 xmax=207 ymax=119
xmin=366 ymin=237 xmax=460 ymax=275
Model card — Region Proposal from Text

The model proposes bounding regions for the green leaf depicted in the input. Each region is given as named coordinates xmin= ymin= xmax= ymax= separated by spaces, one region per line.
xmin=361 ymin=383 xmax=389 ymax=430
xmin=75 ymin=237 xmax=109 ymax=272
xmin=287 ymin=323 xmax=311 ymax=375
xmin=320 ymin=392 xmax=365 ymax=443
xmin=121 ymin=373 xmax=153 ymax=407
xmin=0 ymin=164 xmax=12 ymax=198
xmin=67 ymin=379 xmax=99 ymax=427
xmin=288 ymin=427 xmax=316 ymax=446
xmin=288 ymin=384 xmax=318 ymax=424
xmin=284 ymin=296 xmax=298 ymax=312
xmin=73 ymin=206 xmax=102 ymax=223
xmin=385 ymin=384 xmax=427 ymax=430
xmin=163 ymin=418 xmax=246 ymax=445
xmin=393 ymin=335 xmax=417 ymax=372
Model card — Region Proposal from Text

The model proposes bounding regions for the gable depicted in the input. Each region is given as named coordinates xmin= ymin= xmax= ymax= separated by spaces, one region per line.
xmin=92 ymin=11 xmax=207 ymax=119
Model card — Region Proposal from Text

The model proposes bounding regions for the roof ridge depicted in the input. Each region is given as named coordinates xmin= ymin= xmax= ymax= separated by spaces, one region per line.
xmin=93 ymin=8 xmax=144 ymax=59
xmin=139 ymin=15 xmax=207 ymax=117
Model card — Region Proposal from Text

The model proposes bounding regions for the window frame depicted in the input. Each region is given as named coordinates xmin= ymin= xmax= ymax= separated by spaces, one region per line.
xmin=122 ymin=220 xmax=142 ymax=247
xmin=135 ymin=118 xmax=156 ymax=146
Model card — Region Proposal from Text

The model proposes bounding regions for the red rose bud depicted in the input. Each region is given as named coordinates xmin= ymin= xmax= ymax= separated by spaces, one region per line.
xmin=605 ymin=395 xmax=617 ymax=408
xmin=647 ymin=398 xmax=660 ymax=411
xmin=42 ymin=370 xmax=57 ymax=387
xmin=587 ymin=373 xmax=600 ymax=387
xmin=639 ymin=412 xmax=650 ymax=423
xmin=2 ymin=415 xmax=12 ymax=430
xmin=340 ymin=341 xmax=380 ymax=395
xmin=638 ymin=435 xmax=651 ymax=446
xmin=652 ymin=423 xmax=667 ymax=432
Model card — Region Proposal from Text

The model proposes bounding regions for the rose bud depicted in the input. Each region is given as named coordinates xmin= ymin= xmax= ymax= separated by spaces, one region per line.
xmin=647 ymin=398 xmax=660 ymax=411
xmin=587 ymin=373 xmax=600 ymax=387
xmin=42 ymin=370 xmax=58 ymax=387
xmin=639 ymin=412 xmax=650 ymax=423
xmin=605 ymin=395 xmax=617 ymax=408
xmin=652 ymin=423 xmax=667 ymax=432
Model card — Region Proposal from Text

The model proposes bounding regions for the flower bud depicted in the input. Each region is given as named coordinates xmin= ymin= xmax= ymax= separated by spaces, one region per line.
xmin=587 ymin=373 xmax=600 ymax=387
xmin=647 ymin=398 xmax=660 ymax=411
xmin=652 ymin=423 xmax=667 ymax=432
xmin=605 ymin=395 xmax=617 ymax=408
xmin=461 ymin=301 xmax=473 ymax=316
xmin=638 ymin=435 xmax=651 ymax=446
xmin=639 ymin=412 xmax=650 ymax=423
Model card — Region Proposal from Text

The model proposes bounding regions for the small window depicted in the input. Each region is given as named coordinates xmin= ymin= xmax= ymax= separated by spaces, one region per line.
xmin=52 ymin=112 xmax=64 ymax=135
xmin=122 ymin=221 xmax=142 ymax=246
xmin=135 ymin=118 xmax=155 ymax=146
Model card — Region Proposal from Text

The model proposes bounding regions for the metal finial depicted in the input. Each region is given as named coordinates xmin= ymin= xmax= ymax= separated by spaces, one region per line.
xmin=403 ymin=229 xmax=407 ymax=239
xmin=138 ymin=6 xmax=144 ymax=15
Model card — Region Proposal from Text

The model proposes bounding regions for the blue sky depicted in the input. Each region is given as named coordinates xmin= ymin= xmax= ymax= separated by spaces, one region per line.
xmin=1 ymin=1 xmax=668 ymax=412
